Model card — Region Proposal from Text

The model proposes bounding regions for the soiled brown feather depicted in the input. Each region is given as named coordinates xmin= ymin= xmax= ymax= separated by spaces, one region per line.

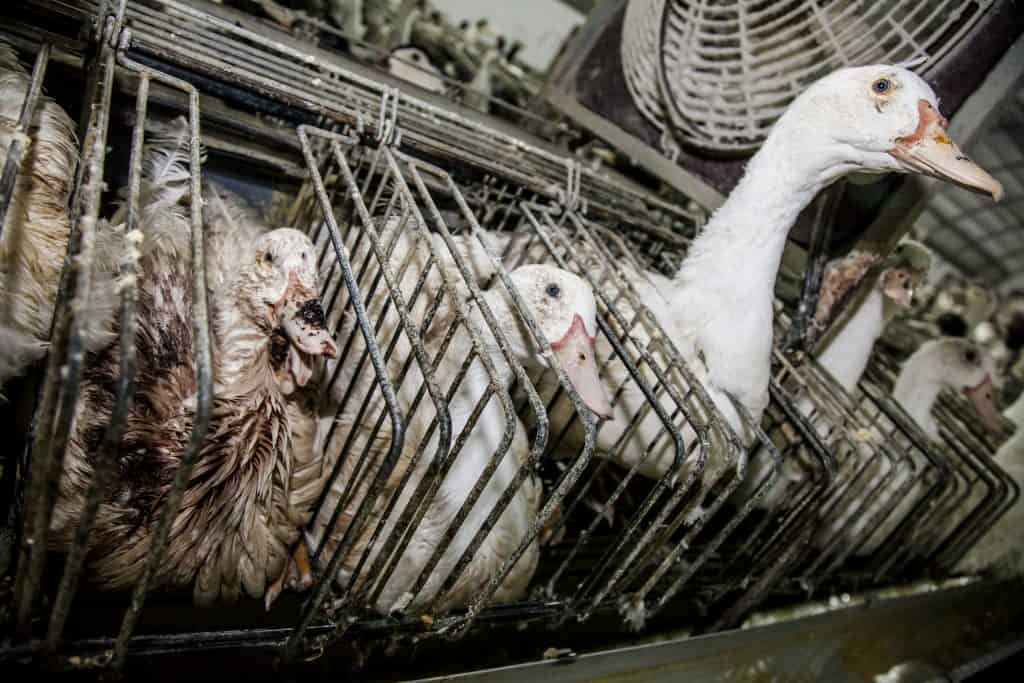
xmin=51 ymin=132 xmax=305 ymax=604
xmin=0 ymin=41 xmax=80 ymax=384
xmin=814 ymin=250 xmax=881 ymax=330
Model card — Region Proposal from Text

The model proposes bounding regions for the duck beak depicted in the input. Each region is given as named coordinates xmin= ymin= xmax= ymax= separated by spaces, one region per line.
xmin=891 ymin=100 xmax=1003 ymax=201
xmin=964 ymin=374 xmax=1002 ymax=432
xmin=280 ymin=290 xmax=338 ymax=390
xmin=882 ymin=268 xmax=914 ymax=308
xmin=551 ymin=314 xmax=614 ymax=421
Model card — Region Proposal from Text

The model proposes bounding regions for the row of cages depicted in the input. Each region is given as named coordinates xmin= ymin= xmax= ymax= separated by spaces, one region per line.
xmin=0 ymin=0 xmax=1017 ymax=675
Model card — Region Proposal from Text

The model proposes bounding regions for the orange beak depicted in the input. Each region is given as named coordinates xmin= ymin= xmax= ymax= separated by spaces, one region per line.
xmin=891 ymin=100 xmax=1003 ymax=201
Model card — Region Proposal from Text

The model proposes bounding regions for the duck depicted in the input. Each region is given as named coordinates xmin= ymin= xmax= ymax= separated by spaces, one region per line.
xmin=814 ymin=240 xmax=932 ymax=392
xmin=495 ymin=65 xmax=1003 ymax=490
xmin=955 ymin=391 xmax=1024 ymax=577
xmin=292 ymin=213 xmax=611 ymax=615
xmin=892 ymin=337 xmax=1001 ymax=441
xmin=730 ymin=241 xmax=933 ymax=514
xmin=837 ymin=337 xmax=1003 ymax=557
xmin=386 ymin=45 xmax=447 ymax=95
xmin=49 ymin=124 xmax=338 ymax=606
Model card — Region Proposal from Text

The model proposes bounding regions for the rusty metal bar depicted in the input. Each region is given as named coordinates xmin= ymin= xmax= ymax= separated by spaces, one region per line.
xmin=0 ymin=43 xmax=50 ymax=241
xmin=108 ymin=54 xmax=211 ymax=671
xmin=41 ymin=69 xmax=148 ymax=655
xmin=13 ymin=6 xmax=121 ymax=637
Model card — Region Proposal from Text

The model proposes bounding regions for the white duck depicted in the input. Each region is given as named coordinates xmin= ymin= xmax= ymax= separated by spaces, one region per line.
xmin=840 ymin=337 xmax=1003 ymax=556
xmin=892 ymin=337 xmax=1001 ymax=441
xmin=956 ymin=391 xmax=1024 ymax=577
xmin=498 ymin=65 xmax=1002 ymax=486
xmin=297 ymin=216 xmax=610 ymax=615
xmin=386 ymin=45 xmax=447 ymax=95
xmin=815 ymin=240 xmax=932 ymax=392
xmin=731 ymin=241 xmax=933 ymax=514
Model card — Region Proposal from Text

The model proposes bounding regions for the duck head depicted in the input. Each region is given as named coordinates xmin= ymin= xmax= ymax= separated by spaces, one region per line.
xmin=506 ymin=264 xmax=613 ymax=420
xmin=243 ymin=228 xmax=338 ymax=392
xmin=878 ymin=240 xmax=932 ymax=308
xmin=922 ymin=338 xmax=1002 ymax=431
xmin=782 ymin=65 xmax=1002 ymax=200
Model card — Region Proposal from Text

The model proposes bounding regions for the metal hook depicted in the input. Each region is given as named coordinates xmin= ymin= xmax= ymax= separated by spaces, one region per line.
xmin=375 ymin=87 xmax=402 ymax=147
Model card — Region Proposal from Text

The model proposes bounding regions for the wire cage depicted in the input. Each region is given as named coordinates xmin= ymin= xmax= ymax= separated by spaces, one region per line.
xmin=468 ymin=190 xmax=844 ymax=634
xmin=0 ymin=0 xmax=815 ymax=671
xmin=0 ymin=0 xmax=1019 ymax=677
xmin=863 ymin=352 xmax=1020 ymax=577
xmin=769 ymin=342 xmax=955 ymax=593
xmin=2 ymin=1 xmax=213 ymax=667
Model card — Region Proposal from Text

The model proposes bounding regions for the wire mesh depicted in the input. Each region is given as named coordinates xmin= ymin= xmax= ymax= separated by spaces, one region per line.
xmin=863 ymin=352 xmax=1020 ymax=578
xmin=1 ymin=0 xmax=1017 ymax=675
xmin=464 ymin=188 xmax=838 ymax=632
xmin=5 ymin=0 xmax=214 ymax=669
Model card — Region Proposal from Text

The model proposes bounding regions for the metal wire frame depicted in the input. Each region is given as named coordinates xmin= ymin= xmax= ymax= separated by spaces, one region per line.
xmin=859 ymin=352 xmax=1019 ymax=580
xmin=559 ymin=179 xmax=961 ymax=602
xmin=464 ymin=192 xmax=837 ymax=632
xmin=629 ymin=0 xmax=992 ymax=152
xmin=8 ymin=0 xmax=214 ymax=670
xmin=30 ymin=0 xmax=704 ymax=246
xmin=768 ymin=344 xmax=951 ymax=593
xmin=0 ymin=43 xmax=51 ymax=240
xmin=279 ymin=126 xmax=615 ymax=659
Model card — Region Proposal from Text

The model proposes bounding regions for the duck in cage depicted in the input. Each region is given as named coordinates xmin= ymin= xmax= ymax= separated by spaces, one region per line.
xmin=0 ymin=0 xmax=1023 ymax=678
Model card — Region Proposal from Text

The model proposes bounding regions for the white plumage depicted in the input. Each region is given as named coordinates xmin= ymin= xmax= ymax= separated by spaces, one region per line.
xmin=957 ymin=392 xmax=1024 ymax=576
xmin=299 ymin=214 xmax=608 ymax=614
xmin=495 ymin=65 xmax=1001 ymax=499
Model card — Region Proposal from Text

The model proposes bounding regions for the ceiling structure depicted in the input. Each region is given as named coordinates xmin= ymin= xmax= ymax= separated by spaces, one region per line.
xmin=917 ymin=79 xmax=1024 ymax=291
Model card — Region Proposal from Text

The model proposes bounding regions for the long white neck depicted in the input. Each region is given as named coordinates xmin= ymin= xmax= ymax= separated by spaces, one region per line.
xmin=669 ymin=119 xmax=853 ymax=417
xmin=676 ymin=123 xmax=851 ymax=295
xmin=441 ymin=292 xmax=525 ymax=458
xmin=893 ymin=357 xmax=944 ymax=439
xmin=817 ymin=287 xmax=888 ymax=392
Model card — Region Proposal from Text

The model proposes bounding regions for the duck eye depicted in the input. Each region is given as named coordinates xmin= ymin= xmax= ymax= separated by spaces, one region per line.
xmin=545 ymin=283 xmax=561 ymax=299
xmin=872 ymin=78 xmax=891 ymax=94
xmin=263 ymin=251 xmax=274 ymax=265
xmin=963 ymin=349 xmax=978 ymax=364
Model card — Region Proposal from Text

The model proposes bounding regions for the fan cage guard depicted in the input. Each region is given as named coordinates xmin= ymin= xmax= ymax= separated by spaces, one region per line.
xmin=622 ymin=0 xmax=993 ymax=154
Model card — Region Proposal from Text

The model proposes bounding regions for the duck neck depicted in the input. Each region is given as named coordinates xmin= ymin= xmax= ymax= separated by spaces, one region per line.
xmin=676 ymin=123 xmax=851 ymax=296
xmin=817 ymin=287 xmax=886 ymax=392
xmin=893 ymin=357 xmax=944 ymax=438
xmin=451 ymin=293 xmax=523 ymax=407
xmin=214 ymin=298 xmax=276 ymax=393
